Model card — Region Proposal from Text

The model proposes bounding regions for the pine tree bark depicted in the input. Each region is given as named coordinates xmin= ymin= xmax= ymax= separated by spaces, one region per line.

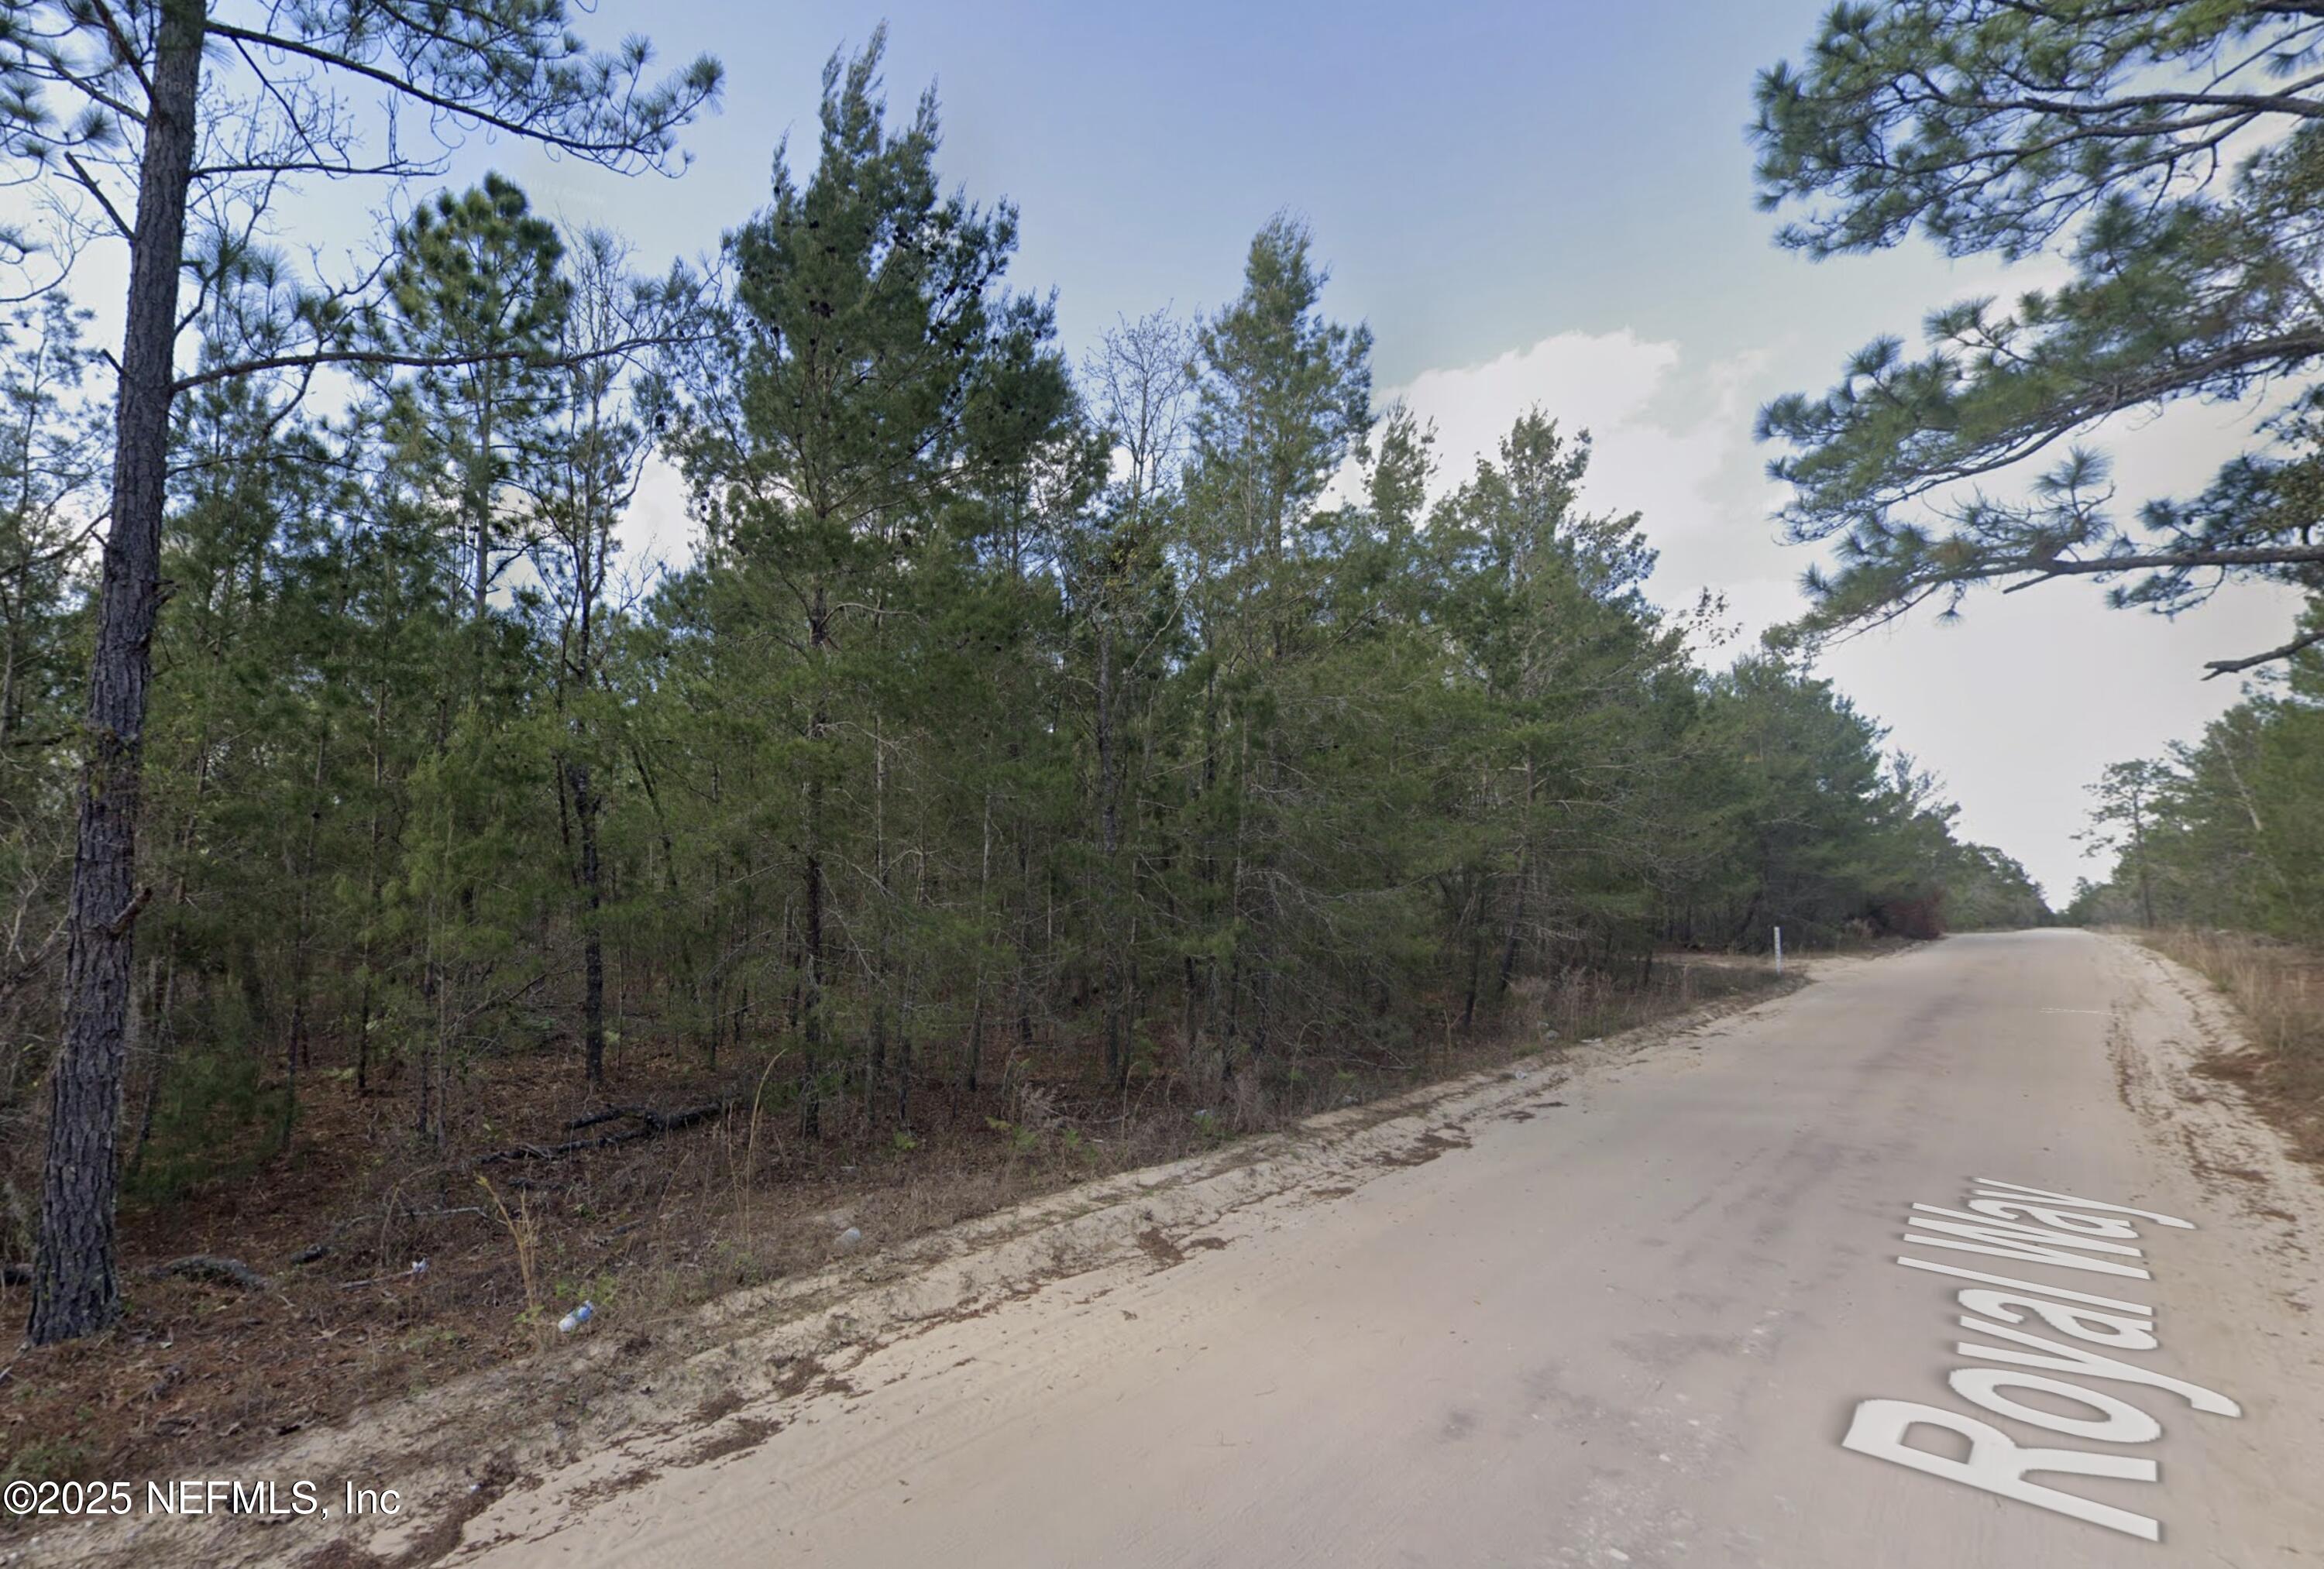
xmin=570 ymin=760 xmax=607 ymax=1084
xmin=30 ymin=0 xmax=205 ymax=1345
xmin=1097 ymin=622 xmax=1126 ymax=1088
xmin=1497 ymin=788 xmax=1535 ymax=997
xmin=799 ymin=582 xmax=830 ymax=1135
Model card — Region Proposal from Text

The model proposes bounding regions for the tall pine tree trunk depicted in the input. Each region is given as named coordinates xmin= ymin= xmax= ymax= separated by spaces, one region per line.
xmin=1497 ymin=859 xmax=1530 ymax=998
xmin=280 ymin=728 xmax=332 ymax=1151
xmin=1497 ymin=776 xmax=1536 ymax=997
xmin=355 ymin=682 xmax=389 ymax=1094
xmin=799 ymin=581 xmax=830 ymax=1135
xmin=571 ymin=760 xmax=607 ymax=1085
xmin=1097 ymin=620 xmax=1126 ymax=1088
xmin=31 ymin=0 xmax=205 ymax=1344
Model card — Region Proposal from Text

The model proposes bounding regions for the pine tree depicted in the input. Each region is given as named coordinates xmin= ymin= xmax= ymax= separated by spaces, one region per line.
xmin=534 ymin=231 xmax=661 ymax=1087
xmin=1753 ymin=1 xmax=2324 ymax=676
xmin=0 ymin=295 xmax=101 ymax=1125
xmin=5 ymin=0 xmax=719 ymax=1345
xmin=1180 ymin=215 xmax=1372 ymax=1074
xmin=660 ymin=29 xmax=1070 ymax=1131
xmin=1078 ymin=311 xmax=1197 ymax=1087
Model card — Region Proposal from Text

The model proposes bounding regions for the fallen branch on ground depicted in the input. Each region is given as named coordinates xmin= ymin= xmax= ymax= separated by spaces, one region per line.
xmin=151 ymin=1255 xmax=270 ymax=1290
xmin=475 ymin=1099 xmax=737 ymax=1166
xmin=340 ymin=1260 xmax=428 ymax=1290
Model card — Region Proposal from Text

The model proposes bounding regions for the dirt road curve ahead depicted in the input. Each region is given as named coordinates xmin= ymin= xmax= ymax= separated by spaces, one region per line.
xmin=464 ymin=932 xmax=2322 ymax=1568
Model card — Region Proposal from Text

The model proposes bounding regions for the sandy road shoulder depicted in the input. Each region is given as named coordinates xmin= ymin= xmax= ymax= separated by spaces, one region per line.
xmin=8 ymin=968 xmax=1809 ymax=1569
xmin=2102 ymin=934 xmax=2324 ymax=1289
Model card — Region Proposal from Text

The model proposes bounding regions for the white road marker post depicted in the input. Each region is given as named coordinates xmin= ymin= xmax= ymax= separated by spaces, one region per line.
xmin=1773 ymin=925 xmax=1783 ymax=977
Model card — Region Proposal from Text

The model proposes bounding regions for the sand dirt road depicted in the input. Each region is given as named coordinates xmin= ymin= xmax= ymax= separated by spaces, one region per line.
xmin=15 ymin=931 xmax=2320 ymax=1567
xmin=446 ymin=931 xmax=2324 ymax=1567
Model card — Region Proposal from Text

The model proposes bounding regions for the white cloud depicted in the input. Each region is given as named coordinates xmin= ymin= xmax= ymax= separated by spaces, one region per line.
xmin=1378 ymin=328 xmax=2301 ymax=904
xmin=617 ymin=454 xmax=701 ymax=579
xmin=1384 ymin=328 xmax=1791 ymax=643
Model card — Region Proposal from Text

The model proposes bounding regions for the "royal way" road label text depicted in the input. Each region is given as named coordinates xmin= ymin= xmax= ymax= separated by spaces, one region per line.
xmin=1840 ymin=1177 xmax=2242 ymax=1543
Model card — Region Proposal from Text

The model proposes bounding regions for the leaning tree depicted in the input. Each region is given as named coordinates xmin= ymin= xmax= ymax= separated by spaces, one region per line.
xmin=1 ymin=0 xmax=719 ymax=1344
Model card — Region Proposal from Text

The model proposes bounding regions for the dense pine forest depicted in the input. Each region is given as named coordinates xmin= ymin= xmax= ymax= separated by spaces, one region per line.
xmin=0 ymin=25 xmax=2047 ymax=1351
xmin=2068 ymin=634 xmax=2324 ymax=939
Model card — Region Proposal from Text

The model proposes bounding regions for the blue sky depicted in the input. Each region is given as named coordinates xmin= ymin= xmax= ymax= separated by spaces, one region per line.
xmin=520 ymin=0 xmax=1945 ymax=376
xmin=43 ymin=1 xmax=2302 ymax=898
xmin=505 ymin=0 xmax=2278 ymax=901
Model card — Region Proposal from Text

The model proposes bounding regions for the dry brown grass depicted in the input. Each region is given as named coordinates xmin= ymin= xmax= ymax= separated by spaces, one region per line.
xmin=2137 ymin=927 xmax=2324 ymax=1167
